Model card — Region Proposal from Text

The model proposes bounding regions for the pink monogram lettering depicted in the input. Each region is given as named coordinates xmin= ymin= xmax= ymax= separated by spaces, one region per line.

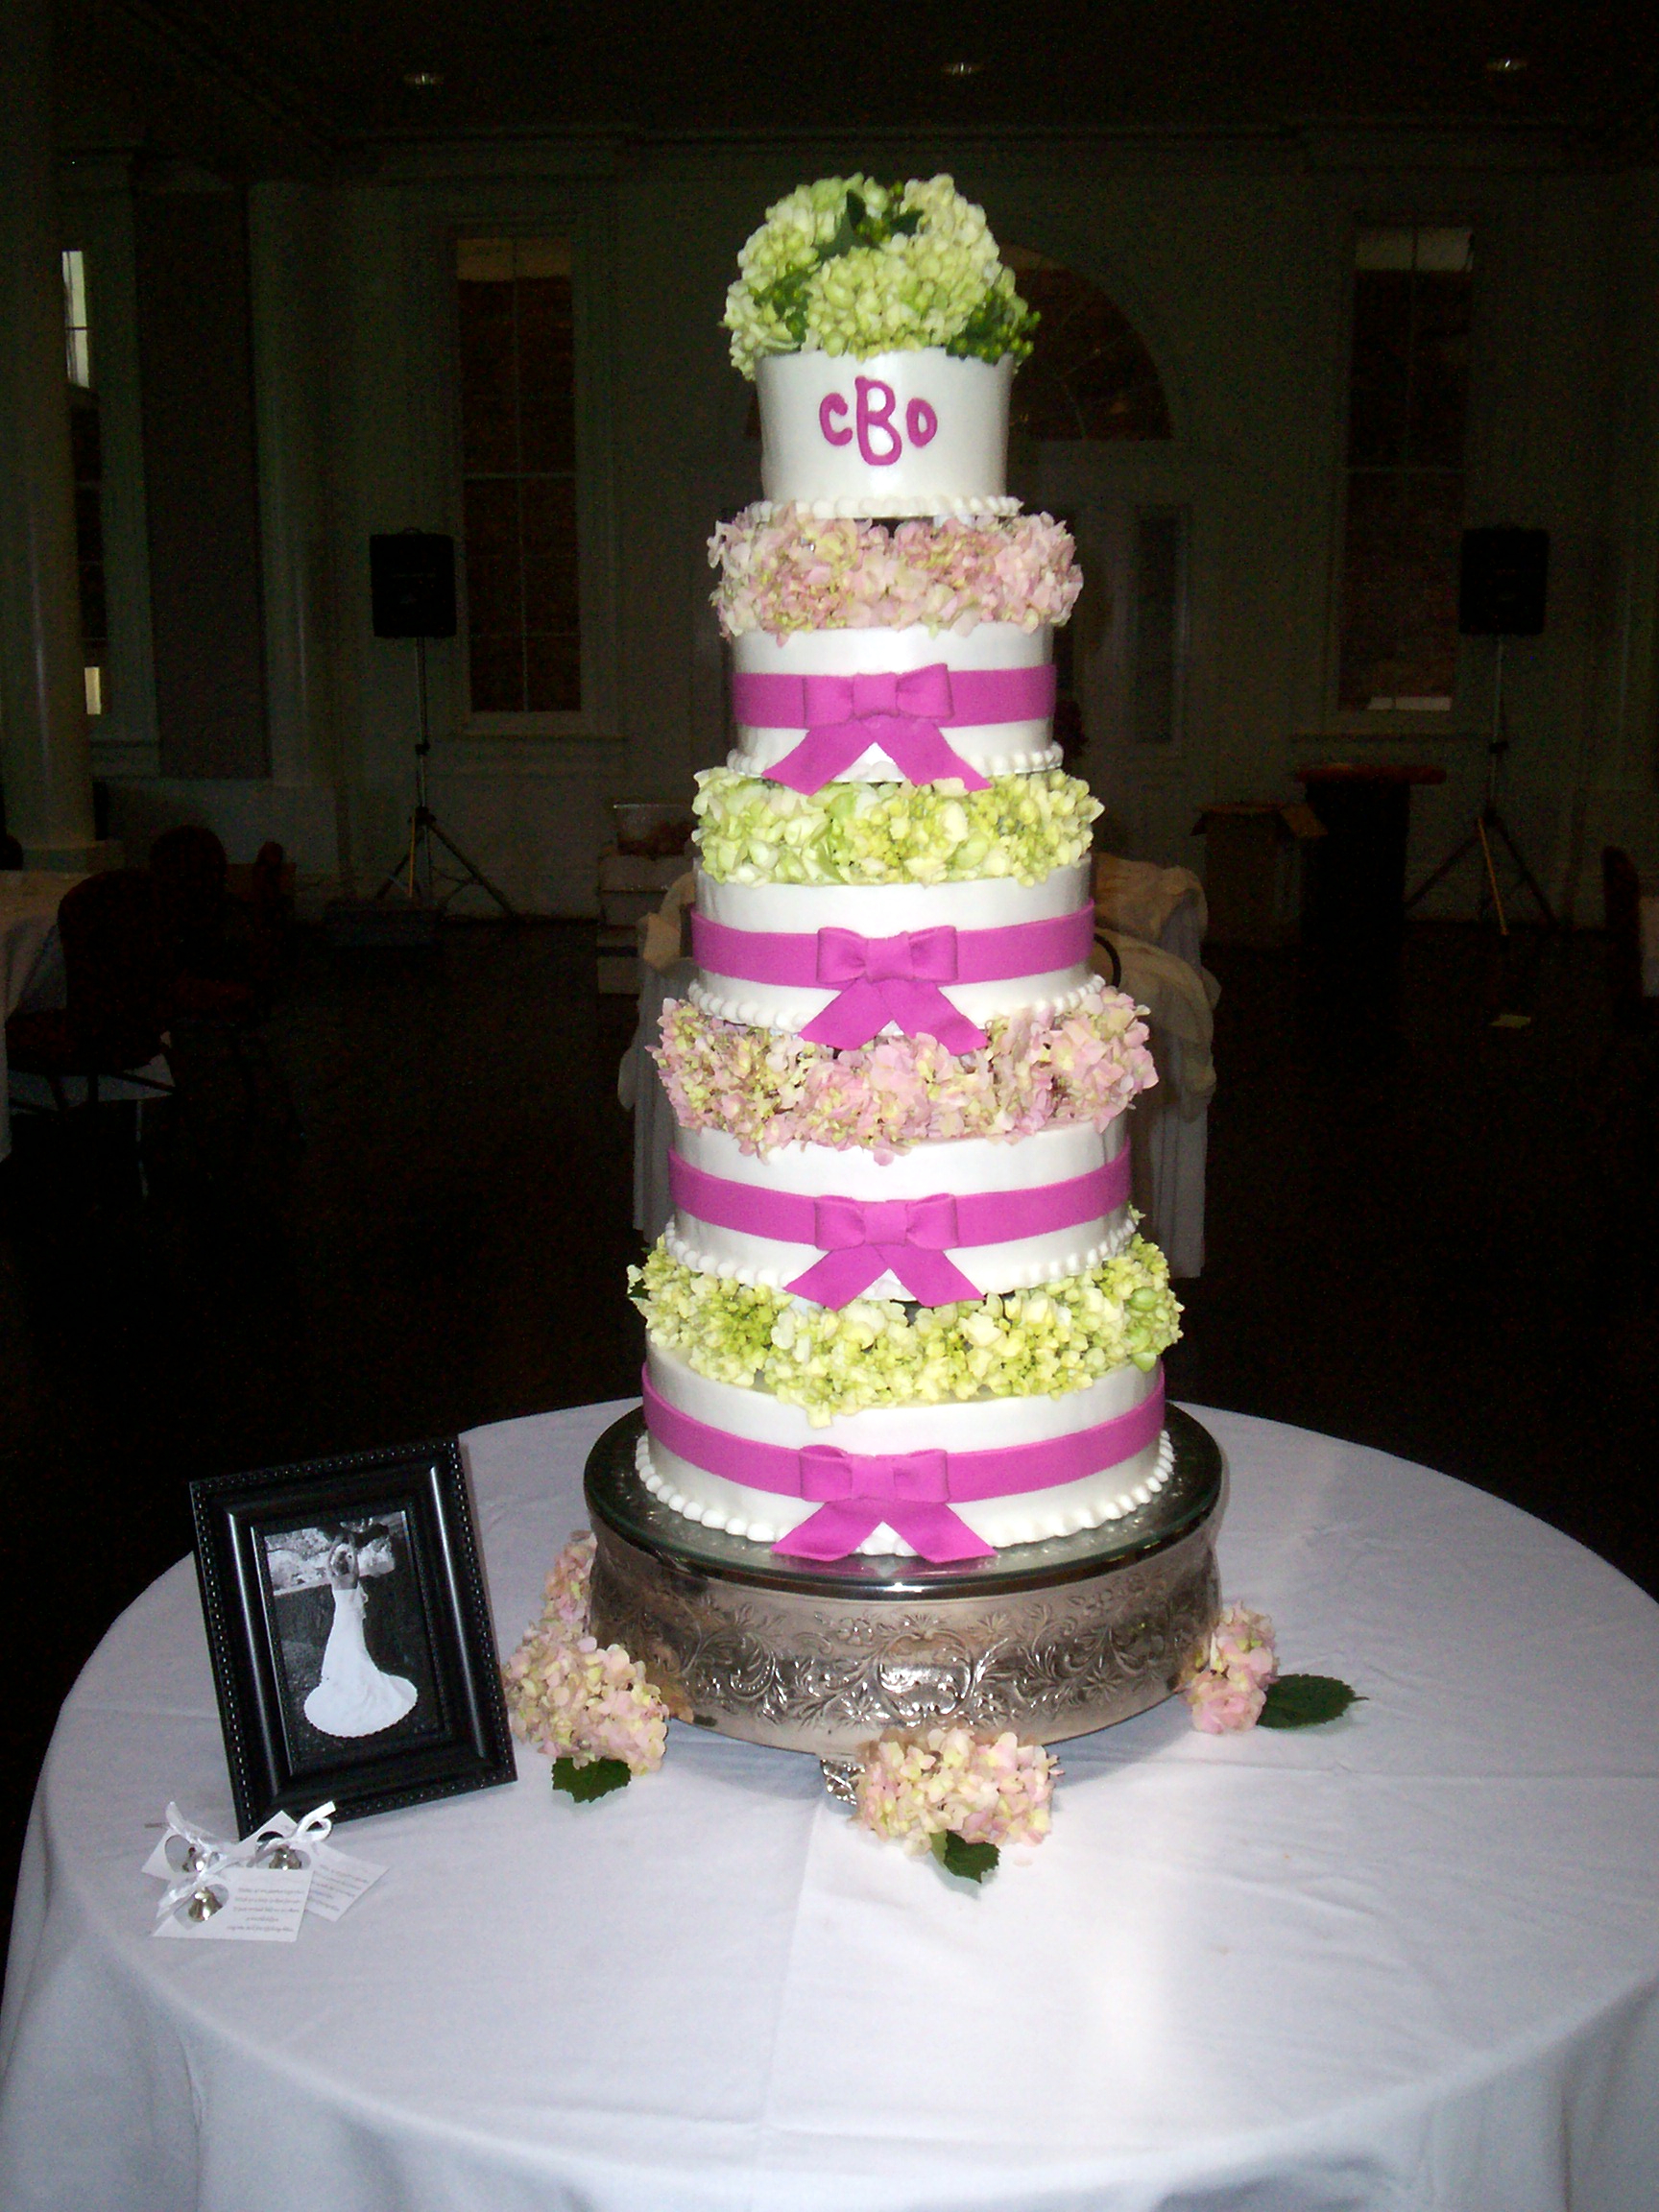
xmin=854 ymin=376 xmax=902 ymax=467
xmin=905 ymin=397 xmax=938 ymax=447
xmin=818 ymin=392 xmax=853 ymax=446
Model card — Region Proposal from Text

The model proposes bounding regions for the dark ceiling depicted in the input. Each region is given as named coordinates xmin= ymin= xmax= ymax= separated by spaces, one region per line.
xmin=57 ymin=0 xmax=1659 ymax=171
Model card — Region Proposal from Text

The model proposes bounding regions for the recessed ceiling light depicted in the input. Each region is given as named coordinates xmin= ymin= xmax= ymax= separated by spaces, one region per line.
xmin=403 ymin=70 xmax=445 ymax=89
xmin=1484 ymin=55 xmax=1528 ymax=75
xmin=941 ymin=59 xmax=983 ymax=79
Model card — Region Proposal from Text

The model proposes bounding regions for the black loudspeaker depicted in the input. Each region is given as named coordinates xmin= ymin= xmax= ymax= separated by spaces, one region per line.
xmin=370 ymin=532 xmax=457 ymax=639
xmin=1458 ymin=527 xmax=1549 ymax=637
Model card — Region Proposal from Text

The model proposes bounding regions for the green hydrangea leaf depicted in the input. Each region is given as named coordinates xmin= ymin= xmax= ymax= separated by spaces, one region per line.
xmin=1258 ymin=1675 xmax=1363 ymax=1729
xmin=931 ymin=1830 xmax=1000 ymax=1883
xmin=754 ymin=268 xmax=813 ymax=347
xmin=552 ymin=1755 xmax=632 ymax=1801
xmin=947 ymin=290 xmax=1040 ymax=368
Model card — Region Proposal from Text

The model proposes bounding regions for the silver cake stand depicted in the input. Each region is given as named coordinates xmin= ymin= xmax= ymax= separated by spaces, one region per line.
xmin=585 ymin=1406 xmax=1225 ymax=1785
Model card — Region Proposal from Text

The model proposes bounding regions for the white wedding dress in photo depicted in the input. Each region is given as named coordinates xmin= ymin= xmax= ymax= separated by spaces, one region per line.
xmin=303 ymin=1582 xmax=419 ymax=1738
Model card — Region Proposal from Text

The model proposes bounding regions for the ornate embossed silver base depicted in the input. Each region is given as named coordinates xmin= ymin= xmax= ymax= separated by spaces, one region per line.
xmin=584 ymin=1406 xmax=1224 ymax=1760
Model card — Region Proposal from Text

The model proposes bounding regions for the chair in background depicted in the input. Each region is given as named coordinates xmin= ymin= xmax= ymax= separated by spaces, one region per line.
xmin=619 ymin=872 xmax=696 ymax=1243
xmin=5 ymin=868 xmax=175 ymax=1118
xmin=1602 ymin=847 xmax=1652 ymax=1024
xmin=150 ymin=826 xmax=301 ymax=1150
xmin=1091 ymin=856 xmax=1218 ymax=1279
xmin=242 ymin=840 xmax=295 ymax=998
xmin=150 ymin=824 xmax=260 ymax=1020
xmin=0 ymin=832 xmax=24 ymax=870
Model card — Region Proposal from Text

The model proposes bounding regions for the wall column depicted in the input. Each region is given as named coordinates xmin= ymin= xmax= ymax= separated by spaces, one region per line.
xmin=1571 ymin=168 xmax=1659 ymax=893
xmin=0 ymin=0 xmax=109 ymax=868
xmin=243 ymin=180 xmax=344 ymax=887
xmin=250 ymin=180 xmax=333 ymax=790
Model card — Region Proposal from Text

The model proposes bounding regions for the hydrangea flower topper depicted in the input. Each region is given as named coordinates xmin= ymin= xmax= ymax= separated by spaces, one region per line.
xmin=724 ymin=175 xmax=1037 ymax=380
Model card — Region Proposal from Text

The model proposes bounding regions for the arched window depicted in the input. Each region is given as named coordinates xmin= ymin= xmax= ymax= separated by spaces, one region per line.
xmin=1003 ymin=248 xmax=1171 ymax=442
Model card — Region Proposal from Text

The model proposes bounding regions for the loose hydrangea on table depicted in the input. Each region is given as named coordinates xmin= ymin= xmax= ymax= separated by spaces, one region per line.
xmin=1179 ymin=1602 xmax=1279 ymax=1733
xmin=652 ymin=990 xmax=1156 ymax=1158
xmin=504 ymin=1541 xmax=1353 ymax=1852
xmin=693 ymin=768 xmax=1099 ymax=887
xmin=711 ymin=509 xmax=1081 ymax=639
xmin=854 ymin=1728 xmax=1058 ymax=1865
xmin=724 ymin=175 xmax=1037 ymax=378
xmin=632 ymin=1237 xmax=1181 ymax=1423
xmin=502 ymin=1534 xmax=670 ymax=1779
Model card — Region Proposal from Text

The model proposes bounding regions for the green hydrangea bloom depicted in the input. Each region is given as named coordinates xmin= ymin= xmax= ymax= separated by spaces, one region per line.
xmin=724 ymin=175 xmax=1037 ymax=379
xmin=630 ymin=1237 xmax=1181 ymax=1425
xmin=692 ymin=769 xmax=1100 ymax=887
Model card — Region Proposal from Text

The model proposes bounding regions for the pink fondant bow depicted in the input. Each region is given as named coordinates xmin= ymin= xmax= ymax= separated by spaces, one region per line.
xmin=787 ymin=1443 xmax=977 ymax=1562
xmin=785 ymin=666 xmax=984 ymax=793
xmin=789 ymin=1194 xmax=978 ymax=1308
xmin=733 ymin=662 xmax=1057 ymax=795
xmin=808 ymin=925 xmax=983 ymax=1051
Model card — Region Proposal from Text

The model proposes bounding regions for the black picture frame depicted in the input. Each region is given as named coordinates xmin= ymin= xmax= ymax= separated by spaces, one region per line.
xmin=190 ymin=1438 xmax=516 ymax=1836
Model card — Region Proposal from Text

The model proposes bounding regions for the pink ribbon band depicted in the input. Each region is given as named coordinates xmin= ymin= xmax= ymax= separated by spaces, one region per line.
xmin=690 ymin=906 xmax=1094 ymax=1052
xmin=668 ymin=1151 xmax=1130 ymax=1308
xmin=733 ymin=662 xmax=1056 ymax=796
xmin=641 ymin=1365 xmax=1166 ymax=1563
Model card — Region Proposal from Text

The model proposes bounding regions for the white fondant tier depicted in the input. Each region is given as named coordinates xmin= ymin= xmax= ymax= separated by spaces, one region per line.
xmin=640 ymin=1343 xmax=1169 ymax=1554
xmin=747 ymin=494 xmax=1022 ymax=522
xmin=688 ymin=862 xmax=1095 ymax=1037
xmin=667 ymin=1118 xmax=1131 ymax=1298
xmin=757 ymin=350 xmax=1013 ymax=517
xmin=728 ymin=622 xmax=1060 ymax=782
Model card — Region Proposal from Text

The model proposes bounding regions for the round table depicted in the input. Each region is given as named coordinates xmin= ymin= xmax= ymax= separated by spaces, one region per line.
xmin=0 ymin=872 xmax=74 ymax=1161
xmin=3 ymin=1403 xmax=1658 ymax=2212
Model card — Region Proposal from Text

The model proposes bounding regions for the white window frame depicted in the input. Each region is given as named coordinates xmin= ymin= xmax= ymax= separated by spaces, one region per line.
xmin=59 ymin=159 xmax=160 ymax=771
xmin=1325 ymin=213 xmax=1479 ymax=738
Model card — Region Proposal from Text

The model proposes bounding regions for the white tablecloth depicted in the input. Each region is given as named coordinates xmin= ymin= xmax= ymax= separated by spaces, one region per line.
xmin=0 ymin=873 xmax=74 ymax=1162
xmin=4 ymin=1403 xmax=1658 ymax=2212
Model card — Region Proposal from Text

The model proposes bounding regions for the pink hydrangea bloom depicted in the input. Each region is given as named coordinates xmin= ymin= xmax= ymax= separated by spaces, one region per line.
xmin=710 ymin=507 xmax=1083 ymax=639
xmin=854 ymin=1727 xmax=1058 ymax=1853
xmin=652 ymin=990 xmax=1156 ymax=1156
xmin=1180 ymin=1602 xmax=1279 ymax=1734
xmin=501 ymin=1531 xmax=669 ymax=1774
xmin=540 ymin=1531 xmax=595 ymax=1634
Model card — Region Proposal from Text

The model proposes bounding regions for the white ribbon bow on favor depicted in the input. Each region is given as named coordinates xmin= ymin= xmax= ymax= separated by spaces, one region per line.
xmin=250 ymin=1802 xmax=337 ymax=1867
xmin=154 ymin=1799 xmax=337 ymax=1915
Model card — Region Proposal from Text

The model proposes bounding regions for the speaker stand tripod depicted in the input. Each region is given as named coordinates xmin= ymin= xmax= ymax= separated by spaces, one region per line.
xmin=376 ymin=637 xmax=517 ymax=920
xmin=1404 ymin=635 xmax=1555 ymax=934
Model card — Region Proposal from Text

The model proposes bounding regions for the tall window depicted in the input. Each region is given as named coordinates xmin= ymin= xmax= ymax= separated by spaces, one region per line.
xmin=1337 ymin=225 xmax=1473 ymax=711
xmin=62 ymin=249 xmax=106 ymax=717
xmin=62 ymin=248 xmax=90 ymax=388
xmin=455 ymin=237 xmax=580 ymax=715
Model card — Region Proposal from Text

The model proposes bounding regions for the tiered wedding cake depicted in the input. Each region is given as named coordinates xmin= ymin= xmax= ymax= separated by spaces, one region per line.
xmin=631 ymin=176 xmax=1180 ymax=1564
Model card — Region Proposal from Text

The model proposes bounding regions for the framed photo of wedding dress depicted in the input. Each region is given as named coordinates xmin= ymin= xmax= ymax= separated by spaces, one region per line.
xmin=190 ymin=1439 xmax=516 ymax=1835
